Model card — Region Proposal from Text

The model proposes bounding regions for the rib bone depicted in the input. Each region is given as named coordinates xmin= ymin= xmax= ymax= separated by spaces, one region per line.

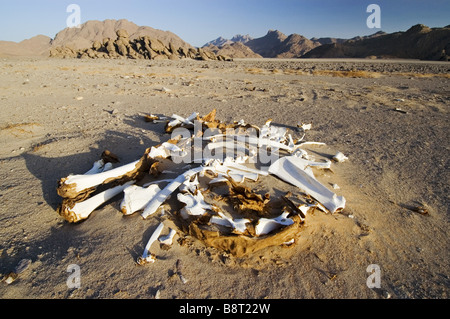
xmin=141 ymin=167 xmax=206 ymax=219
xmin=137 ymin=222 xmax=165 ymax=265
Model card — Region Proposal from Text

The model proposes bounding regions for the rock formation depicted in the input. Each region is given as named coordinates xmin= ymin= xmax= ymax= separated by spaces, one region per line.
xmin=303 ymin=24 xmax=450 ymax=61
xmin=50 ymin=29 xmax=232 ymax=61
xmin=204 ymin=42 xmax=262 ymax=59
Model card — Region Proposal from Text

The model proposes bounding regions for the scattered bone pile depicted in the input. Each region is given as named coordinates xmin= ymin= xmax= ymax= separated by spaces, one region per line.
xmin=56 ymin=110 xmax=347 ymax=264
xmin=49 ymin=29 xmax=232 ymax=61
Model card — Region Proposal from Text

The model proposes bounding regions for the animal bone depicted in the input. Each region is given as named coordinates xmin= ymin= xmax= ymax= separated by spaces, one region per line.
xmin=58 ymin=159 xmax=141 ymax=199
xmin=158 ymin=228 xmax=177 ymax=246
xmin=333 ymin=151 xmax=348 ymax=162
xmin=137 ymin=222 xmax=165 ymax=265
xmin=141 ymin=166 xmax=206 ymax=219
xmin=210 ymin=211 xmax=250 ymax=234
xmin=177 ymin=191 xmax=213 ymax=218
xmin=205 ymin=158 xmax=267 ymax=183
xmin=120 ymin=184 xmax=162 ymax=215
xmin=148 ymin=141 xmax=186 ymax=159
xmin=84 ymin=159 xmax=113 ymax=175
xmin=58 ymin=181 xmax=134 ymax=223
xmin=269 ymin=156 xmax=346 ymax=213
xmin=165 ymin=112 xmax=198 ymax=132
xmin=297 ymin=123 xmax=312 ymax=131
xmin=255 ymin=212 xmax=294 ymax=236
xmin=179 ymin=174 xmax=200 ymax=193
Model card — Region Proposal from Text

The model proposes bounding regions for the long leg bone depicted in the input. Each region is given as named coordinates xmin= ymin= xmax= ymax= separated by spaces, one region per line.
xmin=58 ymin=160 xmax=140 ymax=198
xmin=137 ymin=222 xmax=165 ymax=265
xmin=57 ymin=148 xmax=153 ymax=200
xmin=58 ymin=181 xmax=134 ymax=223
xmin=268 ymin=156 xmax=346 ymax=214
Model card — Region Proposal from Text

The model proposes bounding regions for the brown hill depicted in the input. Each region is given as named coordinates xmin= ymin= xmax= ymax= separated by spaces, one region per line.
xmin=205 ymin=42 xmax=262 ymax=58
xmin=245 ymin=30 xmax=288 ymax=57
xmin=51 ymin=19 xmax=193 ymax=51
xmin=303 ymin=24 xmax=450 ymax=61
xmin=274 ymin=33 xmax=320 ymax=58
xmin=242 ymin=30 xmax=322 ymax=58
xmin=0 ymin=35 xmax=51 ymax=57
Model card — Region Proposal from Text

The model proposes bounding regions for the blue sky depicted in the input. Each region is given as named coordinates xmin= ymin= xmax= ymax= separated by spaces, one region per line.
xmin=0 ymin=0 xmax=448 ymax=47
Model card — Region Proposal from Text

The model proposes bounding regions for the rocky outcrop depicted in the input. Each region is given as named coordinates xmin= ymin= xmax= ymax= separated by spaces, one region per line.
xmin=50 ymin=29 xmax=232 ymax=61
xmin=204 ymin=42 xmax=262 ymax=59
xmin=303 ymin=24 xmax=450 ymax=61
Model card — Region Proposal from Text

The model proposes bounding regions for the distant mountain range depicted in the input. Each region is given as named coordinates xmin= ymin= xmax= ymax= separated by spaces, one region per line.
xmin=303 ymin=24 xmax=450 ymax=60
xmin=0 ymin=19 xmax=448 ymax=61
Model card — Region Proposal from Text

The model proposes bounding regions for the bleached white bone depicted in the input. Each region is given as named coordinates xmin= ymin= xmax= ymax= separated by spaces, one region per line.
xmin=84 ymin=159 xmax=106 ymax=175
xmin=333 ymin=151 xmax=348 ymax=162
xmin=120 ymin=184 xmax=162 ymax=215
xmin=148 ymin=141 xmax=186 ymax=159
xmin=210 ymin=211 xmax=250 ymax=234
xmin=268 ymin=156 xmax=346 ymax=214
xmin=61 ymin=160 xmax=140 ymax=194
xmin=206 ymin=140 xmax=252 ymax=155
xmin=260 ymin=120 xmax=288 ymax=143
xmin=158 ymin=228 xmax=177 ymax=246
xmin=208 ymin=174 xmax=229 ymax=184
xmin=177 ymin=191 xmax=212 ymax=217
xmin=297 ymin=141 xmax=326 ymax=147
xmin=141 ymin=167 xmax=206 ymax=219
xmin=179 ymin=174 xmax=199 ymax=193
xmin=206 ymin=159 xmax=264 ymax=183
xmin=61 ymin=181 xmax=134 ymax=222
xmin=297 ymin=123 xmax=312 ymax=131
xmin=255 ymin=212 xmax=294 ymax=236
xmin=167 ymin=112 xmax=198 ymax=130
xmin=137 ymin=222 xmax=165 ymax=265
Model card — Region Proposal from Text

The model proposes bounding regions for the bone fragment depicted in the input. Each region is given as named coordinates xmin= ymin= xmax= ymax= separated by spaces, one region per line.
xmin=84 ymin=159 xmax=107 ymax=175
xmin=166 ymin=112 xmax=198 ymax=132
xmin=210 ymin=211 xmax=250 ymax=234
xmin=148 ymin=141 xmax=185 ymax=159
xmin=179 ymin=174 xmax=199 ymax=193
xmin=158 ymin=228 xmax=177 ymax=246
xmin=141 ymin=167 xmax=206 ymax=219
xmin=332 ymin=151 xmax=348 ymax=162
xmin=255 ymin=212 xmax=294 ymax=236
xmin=269 ymin=156 xmax=346 ymax=214
xmin=177 ymin=191 xmax=213 ymax=217
xmin=120 ymin=184 xmax=161 ymax=215
xmin=137 ymin=222 xmax=165 ymax=265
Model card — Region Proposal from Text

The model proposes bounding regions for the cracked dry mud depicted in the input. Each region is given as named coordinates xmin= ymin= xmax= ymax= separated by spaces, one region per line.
xmin=0 ymin=57 xmax=448 ymax=299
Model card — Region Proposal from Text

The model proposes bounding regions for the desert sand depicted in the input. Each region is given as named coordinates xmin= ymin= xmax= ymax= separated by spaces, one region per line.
xmin=0 ymin=56 xmax=448 ymax=300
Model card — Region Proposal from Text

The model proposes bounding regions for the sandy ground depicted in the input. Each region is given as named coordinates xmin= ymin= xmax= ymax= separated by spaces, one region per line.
xmin=0 ymin=56 xmax=448 ymax=300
